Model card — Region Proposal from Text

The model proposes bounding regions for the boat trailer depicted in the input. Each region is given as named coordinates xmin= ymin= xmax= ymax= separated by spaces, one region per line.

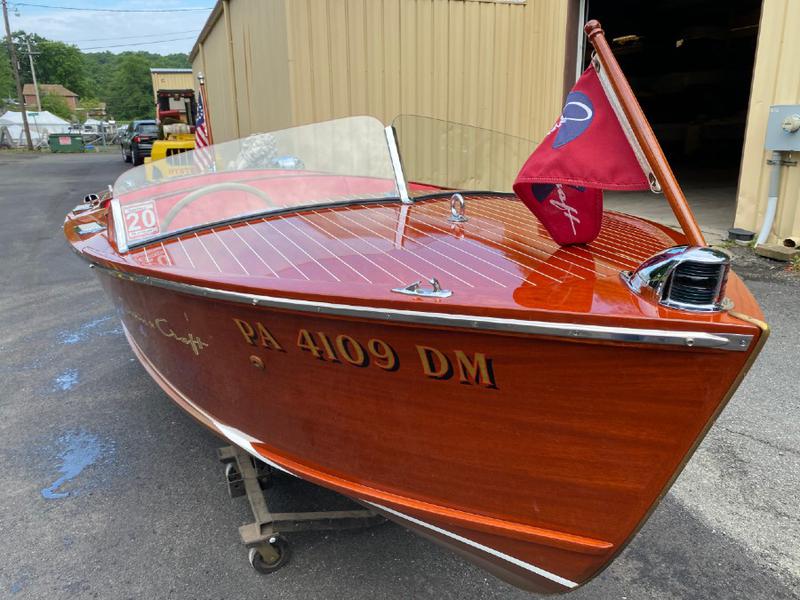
xmin=218 ymin=445 xmax=385 ymax=573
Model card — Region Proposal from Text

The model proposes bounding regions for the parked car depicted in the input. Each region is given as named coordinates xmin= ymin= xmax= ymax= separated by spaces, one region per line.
xmin=121 ymin=120 xmax=158 ymax=166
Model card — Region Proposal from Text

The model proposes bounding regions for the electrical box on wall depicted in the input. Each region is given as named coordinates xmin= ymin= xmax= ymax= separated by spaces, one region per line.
xmin=765 ymin=105 xmax=800 ymax=151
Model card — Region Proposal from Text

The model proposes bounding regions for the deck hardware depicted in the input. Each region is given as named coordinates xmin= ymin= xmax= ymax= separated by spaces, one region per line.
xmin=75 ymin=222 xmax=106 ymax=235
xmin=392 ymin=278 xmax=453 ymax=299
xmin=621 ymin=246 xmax=731 ymax=312
xmin=448 ymin=193 xmax=469 ymax=223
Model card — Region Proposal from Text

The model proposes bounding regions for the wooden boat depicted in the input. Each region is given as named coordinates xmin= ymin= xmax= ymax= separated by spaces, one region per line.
xmin=63 ymin=23 xmax=767 ymax=594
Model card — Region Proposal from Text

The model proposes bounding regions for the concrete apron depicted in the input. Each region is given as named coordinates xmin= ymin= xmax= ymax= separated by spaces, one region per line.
xmin=605 ymin=184 xmax=737 ymax=245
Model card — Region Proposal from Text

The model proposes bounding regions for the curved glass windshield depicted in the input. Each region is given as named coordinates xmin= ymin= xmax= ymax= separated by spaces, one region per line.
xmin=112 ymin=116 xmax=397 ymax=250
xmin=392 ymin=115 xmax=536 ymax=194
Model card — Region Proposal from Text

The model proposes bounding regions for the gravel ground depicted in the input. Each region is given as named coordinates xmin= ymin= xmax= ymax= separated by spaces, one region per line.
xmin=0 ymin=152 xmax=797 ymax=599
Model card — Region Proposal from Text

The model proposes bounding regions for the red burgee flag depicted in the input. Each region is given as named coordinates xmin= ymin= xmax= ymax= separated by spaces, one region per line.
xmin=514 ymin=66 xmax=651 ymax=245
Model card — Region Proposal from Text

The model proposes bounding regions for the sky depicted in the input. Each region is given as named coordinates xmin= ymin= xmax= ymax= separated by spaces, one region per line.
xmin=5 ymin=0 xmax=214 ymax=55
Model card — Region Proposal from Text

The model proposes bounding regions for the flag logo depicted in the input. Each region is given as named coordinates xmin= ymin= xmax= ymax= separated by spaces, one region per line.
xmin=552 ymin=91 xmax=594 ymax=148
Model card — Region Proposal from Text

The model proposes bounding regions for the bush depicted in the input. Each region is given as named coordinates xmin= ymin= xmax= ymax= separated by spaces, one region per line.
xmin=40 ymin=93 xmax=72 ymax=120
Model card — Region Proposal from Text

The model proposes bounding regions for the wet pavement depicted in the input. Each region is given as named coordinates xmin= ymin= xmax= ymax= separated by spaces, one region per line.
xmin=0 ymin=152 xmax=797 ymax=599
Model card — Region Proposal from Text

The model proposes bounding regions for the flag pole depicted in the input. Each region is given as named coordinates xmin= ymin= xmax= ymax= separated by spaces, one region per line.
xmin=197 ymin=72 xmax=214 ymax=145
xmin=584 ymin=20 xmax=706 ymax=247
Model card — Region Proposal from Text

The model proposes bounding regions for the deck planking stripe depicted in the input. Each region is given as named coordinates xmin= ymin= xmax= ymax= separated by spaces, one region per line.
xmin=301 ymin=211 xmax=406 ymax=285
xmin=228 ymin=225 xmax=280 ymax=279
xmin=336 ymin=206 xmax=476 ymax=288
xmin=277 ymin=215 xmax=373 ymax=284
xmin=259 ymin=219 xmax=339 ymax=282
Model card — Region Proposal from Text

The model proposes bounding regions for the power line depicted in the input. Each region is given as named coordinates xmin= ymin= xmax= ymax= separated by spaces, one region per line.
xmin=63 ymin=29 xmax=199 ymax=43
xmin=81 ymin=35 xmax=197 ymax=51
xmin=13 ymin=2 xmax=212 ymax=13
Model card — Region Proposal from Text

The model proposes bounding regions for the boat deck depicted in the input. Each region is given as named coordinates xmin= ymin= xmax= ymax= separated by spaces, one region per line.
xmin=133 ymin=194 xmax=677 ymax=289
xmin=68 ymin=192 xmax=766 ymax=327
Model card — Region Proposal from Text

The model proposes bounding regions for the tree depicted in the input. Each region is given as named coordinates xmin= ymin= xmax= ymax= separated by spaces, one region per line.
xmin=40 ymin=92 xmax=71 ymax=120
xmin=13 ymin=33 xmax=89 ymax=97
xmin=107 ymin=54 xmax=153 ymax=121
xmin=4 ymin=30 xmax=191 ymax=118
xmin=0 ymin=45 xmax=14 ymax=104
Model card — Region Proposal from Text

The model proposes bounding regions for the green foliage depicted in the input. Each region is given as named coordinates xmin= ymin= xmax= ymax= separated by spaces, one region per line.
xmin=7 ymin=30 xmax=191 ymax=121
xmin=0 ymin=45 xmax=14 ymax=105
xmin=13 ymin=32 xmax=89 ymax=97
xmin=107 ymin=54 xmax=154 ymax=121
xmin=40 ymin=92 xmax=72 ymax=120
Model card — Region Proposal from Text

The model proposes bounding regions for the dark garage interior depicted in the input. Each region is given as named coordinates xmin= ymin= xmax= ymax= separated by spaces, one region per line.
xmin=586 ymin=0 xmax=763 ymax=183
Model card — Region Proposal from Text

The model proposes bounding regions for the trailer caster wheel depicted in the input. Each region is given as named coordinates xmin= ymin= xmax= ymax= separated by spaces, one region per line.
xmin=248 ymin=537 xmax=290 ymax=574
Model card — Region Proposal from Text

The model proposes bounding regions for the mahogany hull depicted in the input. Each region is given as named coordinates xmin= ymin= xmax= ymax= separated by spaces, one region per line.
xmin=93 ymin=265 xmax=765 ymax=593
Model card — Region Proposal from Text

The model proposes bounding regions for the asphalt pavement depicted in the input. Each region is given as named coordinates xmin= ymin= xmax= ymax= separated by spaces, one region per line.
xmin=0 ymin=152 xmax=797 ymax=599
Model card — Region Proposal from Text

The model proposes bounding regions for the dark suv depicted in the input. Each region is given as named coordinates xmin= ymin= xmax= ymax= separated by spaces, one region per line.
xmin=121 ymin=120 xmax=158 ymax=166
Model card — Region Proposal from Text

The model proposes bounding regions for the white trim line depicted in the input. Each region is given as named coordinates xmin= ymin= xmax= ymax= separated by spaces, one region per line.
xmin=212 ymin=421 xmax=294 ymax=476
xmin=365 ymin=501 xmax=579 ymax=589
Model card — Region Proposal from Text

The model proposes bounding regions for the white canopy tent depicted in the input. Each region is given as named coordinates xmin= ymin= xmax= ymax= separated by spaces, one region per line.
xmin=0 ymin=110 xmax=70 ymax=147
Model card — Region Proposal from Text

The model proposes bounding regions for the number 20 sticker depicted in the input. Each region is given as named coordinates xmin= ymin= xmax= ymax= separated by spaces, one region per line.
xmin=123 ymin=201 xmax=160 ymax=241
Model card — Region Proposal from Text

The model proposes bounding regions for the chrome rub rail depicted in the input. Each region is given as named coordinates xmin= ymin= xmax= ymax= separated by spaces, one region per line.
xmin=94 ymin=264 xmax=753 ymax=352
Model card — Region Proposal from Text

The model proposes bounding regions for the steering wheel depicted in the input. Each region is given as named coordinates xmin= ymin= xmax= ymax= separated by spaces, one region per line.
xmin=161 ymin=182 xmax=275 ymax=230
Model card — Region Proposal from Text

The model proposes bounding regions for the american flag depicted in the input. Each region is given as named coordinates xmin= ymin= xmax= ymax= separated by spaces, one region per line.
xmin=193 ymin=89 xmax=214 ymax=171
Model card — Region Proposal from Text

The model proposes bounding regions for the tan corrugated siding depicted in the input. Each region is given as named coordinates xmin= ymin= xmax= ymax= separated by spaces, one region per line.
xmin=228 ymin=0 xmax=292 ymax=137
xmin=150 ymin=72 xmax=194 ymax=102
xmin=192 ymin=0 xmax=569 ymax=149
xmin=198 ymin=16 xmax=238 ymax=142
xmin=735 ymin=0 xmax=800 ymax=243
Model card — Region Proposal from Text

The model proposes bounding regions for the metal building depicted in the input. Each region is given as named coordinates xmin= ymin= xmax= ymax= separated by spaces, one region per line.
xmin=190 ymin=0 xmax=800 ymax=245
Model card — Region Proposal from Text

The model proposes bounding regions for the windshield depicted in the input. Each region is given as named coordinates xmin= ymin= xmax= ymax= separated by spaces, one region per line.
xmin=393 ymin=115 xmax=536 ymax=194
xmin=112 ymin=116 xmax=398 ymax=250
xmin=136 ymin=123 xmax=158 ymax=134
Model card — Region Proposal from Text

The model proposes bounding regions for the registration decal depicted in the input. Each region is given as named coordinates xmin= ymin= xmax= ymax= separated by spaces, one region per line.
xmin=233 ymin=318 xmax=497 ymax=388
xmin=122 ymin=200 xmax=160 ymax=241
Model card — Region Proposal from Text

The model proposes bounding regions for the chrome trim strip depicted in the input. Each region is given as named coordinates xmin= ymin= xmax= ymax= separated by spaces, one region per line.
xmin=385 ymin=125 xmax=412 ymax=205
xmin=364 ymin=502 xmax=578 ymax=588
xmin=109 ymin=196 xmax=129 ymax=253
xmin=94 ymin=263 xmax=752 ymax=351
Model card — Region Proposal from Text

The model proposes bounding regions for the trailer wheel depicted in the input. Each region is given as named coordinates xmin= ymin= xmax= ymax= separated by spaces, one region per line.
xmin=248 ymin=536 xmax=290 ymax=574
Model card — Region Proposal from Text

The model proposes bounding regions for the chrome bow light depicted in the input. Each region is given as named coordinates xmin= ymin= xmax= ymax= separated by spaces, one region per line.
xmin=621 ymin=246 xmax=732 ymax=312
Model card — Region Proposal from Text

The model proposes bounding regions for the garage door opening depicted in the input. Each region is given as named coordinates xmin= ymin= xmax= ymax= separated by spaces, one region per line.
xmin=584 ymin=0 xmax=763 ymax=239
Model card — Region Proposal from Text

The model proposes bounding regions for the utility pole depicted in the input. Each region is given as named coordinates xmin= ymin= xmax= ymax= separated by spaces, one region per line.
xmin=1 ymin=0 xmax=32 ymax=150
xmin=24 ymin=38 xmax=40 ymax=111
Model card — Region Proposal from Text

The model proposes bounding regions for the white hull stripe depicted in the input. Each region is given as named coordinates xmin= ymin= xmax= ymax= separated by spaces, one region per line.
xmin=364 ymin=501 xmax=578 ymax=589
xmin=212 ymin=421 xmax=294 ymax=476
xmin=213 ymin=416 xmax=577 ymax=589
